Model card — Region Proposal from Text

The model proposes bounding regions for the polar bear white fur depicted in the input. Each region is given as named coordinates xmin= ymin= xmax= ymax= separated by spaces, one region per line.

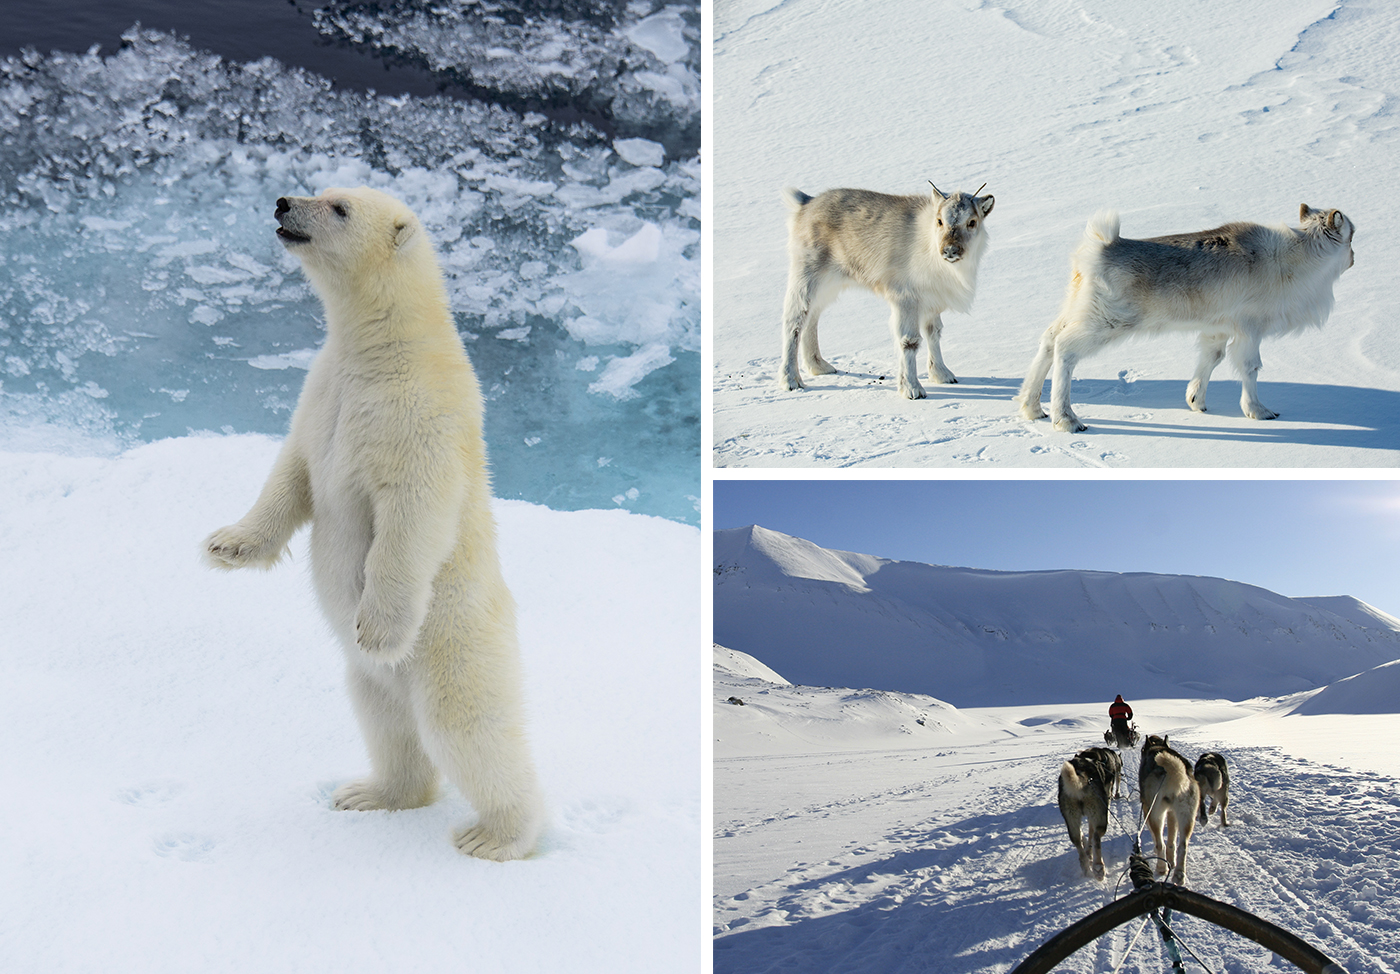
xmin=203 ymin=186 xmax=543 ymax=861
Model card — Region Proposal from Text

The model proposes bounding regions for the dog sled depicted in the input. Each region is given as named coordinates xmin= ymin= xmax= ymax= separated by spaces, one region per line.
xmin=1105 ymin=721 xmax=1140 ymax=749
xmin=1010 ymin=852 xmax=1348 ymax=974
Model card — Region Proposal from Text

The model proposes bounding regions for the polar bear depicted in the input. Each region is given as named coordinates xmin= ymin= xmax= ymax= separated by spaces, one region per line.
xmin=203 ymin=186 xmax=543 ymax=861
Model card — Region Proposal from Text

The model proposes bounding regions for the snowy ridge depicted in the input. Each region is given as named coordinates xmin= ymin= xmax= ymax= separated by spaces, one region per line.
xmin=714 ymin=643 xmax=791 ymax=685
xmin=1298 ymin=595 xmax=1400 ymax=633
xmin=714 ymin=524 xmax=883 ymax=590
xmin=714 ymin=525 xmax=1400 ymax=705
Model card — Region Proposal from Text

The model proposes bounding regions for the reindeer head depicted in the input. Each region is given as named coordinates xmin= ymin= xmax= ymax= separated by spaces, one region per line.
xmin=929 ymin=182 xmax=995 ymax=263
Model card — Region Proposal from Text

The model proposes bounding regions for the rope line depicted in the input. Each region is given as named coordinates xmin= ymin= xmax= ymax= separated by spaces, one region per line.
xmin=1155 ymin=909 xmax=1219 ymax=974
xmin=1109 ymin=916 xmax=1153 ymax=974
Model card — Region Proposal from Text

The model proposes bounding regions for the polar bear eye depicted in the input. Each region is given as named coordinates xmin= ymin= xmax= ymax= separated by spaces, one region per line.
xmin=331 ymin=202 xmax=348 ymax=218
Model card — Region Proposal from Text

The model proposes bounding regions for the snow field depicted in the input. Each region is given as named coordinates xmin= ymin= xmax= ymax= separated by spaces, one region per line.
xmin=713 ymin=0 xmax=1400 ymax=466
xmin=714 ymin=678 xmax=1400 ymax=974
xmin=0 ymin=434 xmax=700 ymax=972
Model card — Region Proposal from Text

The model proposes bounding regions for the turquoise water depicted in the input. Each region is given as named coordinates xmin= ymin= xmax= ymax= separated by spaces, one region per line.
xmin=0 ymin=2 xmax=699 ymax=523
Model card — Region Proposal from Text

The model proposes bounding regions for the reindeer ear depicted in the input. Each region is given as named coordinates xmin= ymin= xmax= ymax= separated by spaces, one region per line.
xmin=393 ymin=219 xmax=417 ymax=251
xmin=1328 ymin=209 xmax=1344 ymax=231
xmin=978 ymin=194 xmax=995 ymax=217
xmin=928 ymin=181 xmax=947 ymax=201
xmin=1300 ymin=203 xmax=1315 ymax=222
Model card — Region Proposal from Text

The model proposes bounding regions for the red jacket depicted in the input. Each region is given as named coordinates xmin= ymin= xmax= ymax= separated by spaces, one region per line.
xmin=1110 ymin=700 xmax=1132 ymax=720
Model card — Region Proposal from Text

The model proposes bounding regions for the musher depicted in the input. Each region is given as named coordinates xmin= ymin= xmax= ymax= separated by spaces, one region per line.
xmin=1109 ymin=694 xmax=1133 ymax=746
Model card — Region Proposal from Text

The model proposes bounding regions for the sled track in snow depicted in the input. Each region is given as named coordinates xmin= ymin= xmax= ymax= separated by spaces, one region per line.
xmin=714 ymin=742 xmax=1400 ymax=973
xmin=1179 ymin=745 xmax=1400 ymax=974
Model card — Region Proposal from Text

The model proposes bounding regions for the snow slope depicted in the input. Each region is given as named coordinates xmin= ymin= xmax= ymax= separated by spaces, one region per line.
xmin=714 ymin=524 xmax=1400 ymax=705
xmin=1291 ymin=659 xmax=1400 ymax=715
xmin=713 ymin=0 xmax=1400 ymax=467
xmin=0 ymin=435 xmax=699 ymax=972
xmin=713 ymin=655 xmax=1400 ymax=973
xmin=716 ymin=642 xmax=792 ymax=685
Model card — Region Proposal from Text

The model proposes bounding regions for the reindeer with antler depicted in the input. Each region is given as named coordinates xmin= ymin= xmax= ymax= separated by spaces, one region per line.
xmin=778 ymin=181 xmax=995 ymax=400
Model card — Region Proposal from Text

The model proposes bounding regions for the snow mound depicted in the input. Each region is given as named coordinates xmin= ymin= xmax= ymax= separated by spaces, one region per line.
xmin=1292 ymin=659 xmax=1400 ymax=715
xmin=715 ymin=647 xmax=966 ymax=757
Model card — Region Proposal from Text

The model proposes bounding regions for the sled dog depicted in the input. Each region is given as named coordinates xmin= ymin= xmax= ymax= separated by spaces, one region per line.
xmin=779 ymin=183 xmax=994 ymax=399
xmin=1017 ymin=204 xmax=1356 ymax=431
xmin=1094 ymin=745 xmax=1125 ymax=799
xmin=1194 ymin=752 xmax=1230 ymax=827
xmin=1139 ymin=735 xmax=1200 ymax=882
xmin=1058 ymin=746 xmax=1121 ymax=879
xmin=1105 ymin=722 xmax=1139 ymax=750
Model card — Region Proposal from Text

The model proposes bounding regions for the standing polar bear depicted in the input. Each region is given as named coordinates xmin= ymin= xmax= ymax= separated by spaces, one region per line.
xmin=204 ymin=186 xmax=543 ymax=861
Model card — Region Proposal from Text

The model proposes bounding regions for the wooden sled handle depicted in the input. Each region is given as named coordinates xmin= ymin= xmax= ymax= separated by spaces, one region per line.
xmin=1010 ymin=883 xmax=1347 ymax=974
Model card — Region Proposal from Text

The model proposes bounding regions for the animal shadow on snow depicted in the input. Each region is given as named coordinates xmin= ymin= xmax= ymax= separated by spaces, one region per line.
xmin=1035 ymin=377 xmax=1400 ymax=448
xmin=784 ymin=372 xmax=1022 ymax=401
xmin=714 ymin=804 xmax=1120 ymax=974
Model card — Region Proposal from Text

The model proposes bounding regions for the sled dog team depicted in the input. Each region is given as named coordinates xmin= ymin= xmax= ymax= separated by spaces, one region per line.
xmin=1058 ymin=736 xmax=1230 ymax=883
xmin=780 ymin=183 xmax=1356 ymax=431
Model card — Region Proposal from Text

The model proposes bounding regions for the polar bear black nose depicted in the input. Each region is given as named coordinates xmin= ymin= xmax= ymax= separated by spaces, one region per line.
xmin=275 ymin=197 xmax=290 ymax=215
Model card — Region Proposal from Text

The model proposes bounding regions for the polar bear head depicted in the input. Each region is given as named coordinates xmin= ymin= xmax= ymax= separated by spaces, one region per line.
xmin=274 ymin=186 xmax=434 ymax=300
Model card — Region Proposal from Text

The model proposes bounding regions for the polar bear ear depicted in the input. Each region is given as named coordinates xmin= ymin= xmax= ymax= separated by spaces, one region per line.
xmin=393 ymin=219 xmax=418 ymax=251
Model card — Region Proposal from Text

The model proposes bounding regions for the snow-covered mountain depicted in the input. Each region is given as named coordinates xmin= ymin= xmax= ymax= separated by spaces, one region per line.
xmin=713 ymin=525 xmax=1400 ymax=706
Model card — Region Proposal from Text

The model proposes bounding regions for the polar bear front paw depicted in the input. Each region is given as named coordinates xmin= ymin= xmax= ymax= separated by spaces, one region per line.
xmin=354 ymin=596 xmax=420 ymax=665
xmin=453 ymin=822 xmax=537 ymax=862
xmin=203 ymin=525 xmax=280 ymax=570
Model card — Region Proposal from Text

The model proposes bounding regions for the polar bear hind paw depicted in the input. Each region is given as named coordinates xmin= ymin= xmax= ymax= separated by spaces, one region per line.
xmin=331 ymin=777 xmax=434 ymax=812
xmin=453 ymin=822 xmax=538 ymax=862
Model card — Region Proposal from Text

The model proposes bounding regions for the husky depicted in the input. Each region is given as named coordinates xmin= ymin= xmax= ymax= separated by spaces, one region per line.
xmin=779 ymin=183 xmax=994 ymax=399
xmin=1016 ymin=204 xmax=1356 ymax=432
xmin=1105 ymin=723 xmax=1139 ymax=750
xmin=1138 ymin=735 xmax=1200 ymax=882
xmin=1058 ymin=746 xmax=1122 ymax=879
xmin=1194 ymin=752 xmax=1230 ymax=827
xmin=1095 ymin=745 xmax=1125 ymax=799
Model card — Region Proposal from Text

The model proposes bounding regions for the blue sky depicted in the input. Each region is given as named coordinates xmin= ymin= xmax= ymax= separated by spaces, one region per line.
xmin=713 ymin=479 xmax=1400 ymax=614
